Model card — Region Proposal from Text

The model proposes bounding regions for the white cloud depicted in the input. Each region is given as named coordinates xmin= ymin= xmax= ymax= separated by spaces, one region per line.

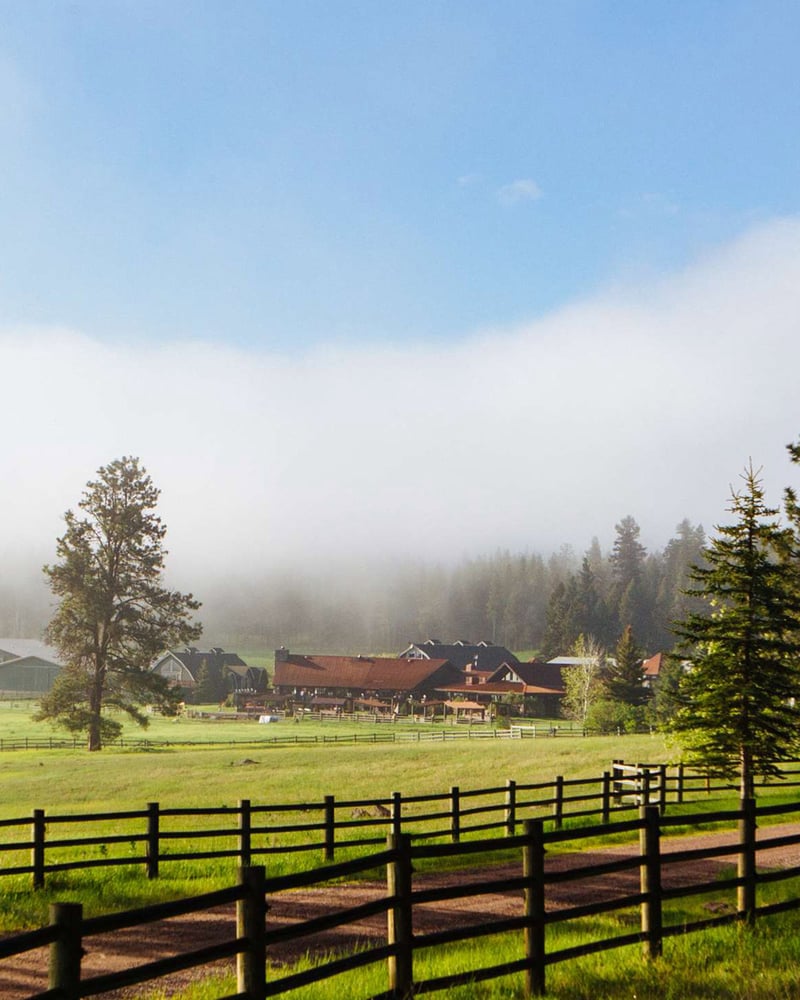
xmin=3 ymin=216 xmax=800 ymax=584
xmin=496 ymin=178 xmax=543 ymax=206
xmin=457 ymin=172 xmax=481 ymax=187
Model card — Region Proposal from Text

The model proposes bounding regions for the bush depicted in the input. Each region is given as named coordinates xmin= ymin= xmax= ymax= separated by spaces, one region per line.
xmin=585 ymin=698 xmax=646 ymax=734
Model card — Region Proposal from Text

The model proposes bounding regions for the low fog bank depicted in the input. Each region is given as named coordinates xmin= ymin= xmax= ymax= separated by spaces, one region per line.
xmin=0 ymin=533 xmax=658 ymax=655
xmin=3 ymin=216 xmax=800 ymax=645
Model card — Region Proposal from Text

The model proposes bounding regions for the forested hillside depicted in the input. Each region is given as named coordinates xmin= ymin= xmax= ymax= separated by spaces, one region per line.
xmin=1 ymin=516 xmax=706 ymax=659
xmin=197 ymin=516 xmax=707 ymax=657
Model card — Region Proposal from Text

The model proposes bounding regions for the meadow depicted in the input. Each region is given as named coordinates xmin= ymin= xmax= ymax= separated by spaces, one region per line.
xmin=0 ymin=701 xmax=667 ymax=818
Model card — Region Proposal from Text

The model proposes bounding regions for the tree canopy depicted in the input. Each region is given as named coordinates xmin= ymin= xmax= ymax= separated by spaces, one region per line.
xmin=37 ymin=457 xmax=202 ymax=750
xmin=561 ymin=634 xmax=606 ymax=726
xmin=604 ymin=625 xmax=648 ymax=707
xmin=669 ymin=463 xmax=800 ymax=798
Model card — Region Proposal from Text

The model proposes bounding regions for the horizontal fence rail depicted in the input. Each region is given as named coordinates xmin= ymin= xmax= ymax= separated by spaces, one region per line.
xmin=5 ymin=798 xmax=800 ymax=998
xmin=0 ymin=761 xmax=790 ymax=890
xmin=0 ymin=719 xmax=660 ymax=753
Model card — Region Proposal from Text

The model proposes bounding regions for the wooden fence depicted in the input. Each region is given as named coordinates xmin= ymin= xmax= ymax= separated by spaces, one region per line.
xmin=0 ymin=715 xmax=588 ymax=752
xmin=2 ymin=762 xmax=796 ymax=890
xmin=5 ymin=798 xmax=800 ymax=998
xmin=0 ymin=720 xmax=648 ymax=752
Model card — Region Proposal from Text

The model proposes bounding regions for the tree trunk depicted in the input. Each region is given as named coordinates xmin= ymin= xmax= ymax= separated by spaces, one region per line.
xmin=87 ymin=668 xmax=104 ymax=751
xmin=87 ymin=717 xmax=101 ymax=751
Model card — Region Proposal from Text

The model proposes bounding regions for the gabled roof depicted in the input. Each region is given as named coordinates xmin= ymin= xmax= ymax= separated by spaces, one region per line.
xmin=0 ymin=639 xmax=63 ymax=667
xmin=642 ymin=653 xmax=663 ymax=678
xmin=152 ymin=648 xmax=250 ymax=687
xmin=488 ymin=660 xmax=566 ymax=695
xmin=274 ymin=653 xmax=461 ymax=694
xmin=171 ymin=648 xmax=247 ymax=673
xmin=399 ymin=640 xmax=519 ymax=672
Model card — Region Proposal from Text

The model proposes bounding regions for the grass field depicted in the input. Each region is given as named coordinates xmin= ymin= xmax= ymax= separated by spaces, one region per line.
xmin=0 ymin=701 xmax=669 ymax=816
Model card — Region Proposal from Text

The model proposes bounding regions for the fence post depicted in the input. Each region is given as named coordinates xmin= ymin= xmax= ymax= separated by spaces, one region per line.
xmin=387 ymin=833 xmax=414 ymax=999
xmin=450 ymin=786 xmax=460 ymax=843
xmin=49 ymin=902 xmax=83 ymax=1000
xmin=239 ymin=799 xmax=252 ymax=868
xmin=639 ymin=804 xmax=663 ymax=960
xmin=523 ymin=818 xmax=546 ymax=997
xmin=32 ymin=808 xmax=46 ymax=890
xmin=552 ymin=776 xmax=563 ymax=830
xmin=738 ymin=797 xmax=757 ymax=926
xmin=505 ymin=779 xmax=517 ymax=836
xmin=147 ymin=802 xmax=160 ymax=879
xmin=612 ymin=760 xmax=622 ymax=803
xmin=392 ymin=792 xmax=403 ymax=840
xmin=601 ymin=771 xmax=611 ymax=825
xmin=324 ymin=795 xmax=335 ymax=862
xmin=677 ymin=763 xmax=684 ymax=805
xmin=639 ymin=766 xmax=650 ymax=808
xmin=237 ymin=866 xmax=267 ymax=1000
xmin=658 ymin=765 xmax=667 ymax=815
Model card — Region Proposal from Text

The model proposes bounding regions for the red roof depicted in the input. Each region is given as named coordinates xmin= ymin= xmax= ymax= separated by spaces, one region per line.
xmin=643 ymin=653 xmax=663 ymax=678
xmin=274 ymin=654 xmax=459 ymax=693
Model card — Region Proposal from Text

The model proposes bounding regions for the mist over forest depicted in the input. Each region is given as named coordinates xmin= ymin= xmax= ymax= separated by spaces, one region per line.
xmin=0 ymin=514 xmax=705 ymax=659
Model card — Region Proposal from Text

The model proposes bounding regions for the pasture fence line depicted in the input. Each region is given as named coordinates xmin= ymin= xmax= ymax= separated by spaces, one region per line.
xmin=1 ymin=760 xmax=792 ymax=890
xmin=0 ymin=720 xmax=652 ymax=753
xmin=6 ymin=799 xmax=800 ymax=998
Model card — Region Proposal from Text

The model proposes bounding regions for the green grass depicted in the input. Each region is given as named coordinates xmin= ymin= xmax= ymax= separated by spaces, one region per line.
xmin=0 ymin=706 xmax=674 ymax=930
xmin=0 ymin=703 xmax=671 ymax=815
xmin=145 ymin=904 xmax=800 ymax=999
xmin=0 ymin=699 xmax=593 ymax=745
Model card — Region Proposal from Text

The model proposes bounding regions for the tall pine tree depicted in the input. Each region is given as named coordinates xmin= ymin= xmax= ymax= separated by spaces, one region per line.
xmin=670 ymin=464 xmax=800 ymax=799
xmin=37 ymin=457 xmax=201 ymax=750
xmin=605 ymin=625 xmax=648 ymax=706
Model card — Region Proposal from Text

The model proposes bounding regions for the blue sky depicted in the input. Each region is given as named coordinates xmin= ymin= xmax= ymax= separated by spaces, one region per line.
xmin=3 ymin=3 xmax=800 ymax=579
xmin=2 ymin=2 xmax=797 ymax=349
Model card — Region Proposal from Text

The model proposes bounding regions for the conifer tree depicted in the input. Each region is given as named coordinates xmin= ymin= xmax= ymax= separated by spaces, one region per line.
xmin=611 ymin=516 xmax=647 ymax=590
xmin=670 ymin=464 xmax=800 ymax=799
xmin=37 ymin=457 xmax=202 ymax=750
xmin=605 ymin=624 xmax=648 ymax=706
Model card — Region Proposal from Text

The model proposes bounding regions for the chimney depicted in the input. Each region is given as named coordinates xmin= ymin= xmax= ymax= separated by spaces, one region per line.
xmin=275 ymin=646 xmax=289 ymax=663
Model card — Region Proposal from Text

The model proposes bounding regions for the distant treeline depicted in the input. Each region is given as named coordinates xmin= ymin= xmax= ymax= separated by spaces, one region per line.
xmin=0 ymin=516 xmax=706 ymax=659
xmin=198 ymin=516 xmax=706 ymax=658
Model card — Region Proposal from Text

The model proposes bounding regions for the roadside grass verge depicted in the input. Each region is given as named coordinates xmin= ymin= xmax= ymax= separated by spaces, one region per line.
xmin=143 ymin=899 xmax=800 ymax=999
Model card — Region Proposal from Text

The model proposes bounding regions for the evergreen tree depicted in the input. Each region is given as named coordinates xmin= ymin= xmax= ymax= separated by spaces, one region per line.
xmin=605 ymin=625 xmax=648 ymax=706
xmin=573 ymin=557 xmax=600 ymax=638
xmin=36 ymin=457 xmax=202 ymax=750
xmin=670 ymin=465 xmax=800 ymax=799
xmin=541 ymin=582 xmax=570 ymax=659
xmin=652 ymin=519 xmax=707 ymax=649
xmin=650 ymin=655 xmax=684 ymax=727
xmin=611 ymin=516 xmax=647 ymax=590
xmin=194 ymin=658 xmax=226 ymax=703
xmin=608 ymin=515 xmax=648 ymax=640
